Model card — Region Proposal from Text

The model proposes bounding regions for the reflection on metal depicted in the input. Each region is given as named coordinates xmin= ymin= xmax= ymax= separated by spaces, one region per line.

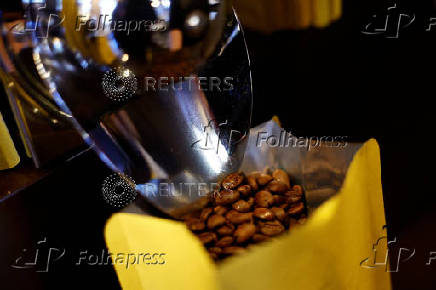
xmin=14 ymin=0 xmax=253 ymax=216
xmin=0 ymin=14 xmax=85 ymax=167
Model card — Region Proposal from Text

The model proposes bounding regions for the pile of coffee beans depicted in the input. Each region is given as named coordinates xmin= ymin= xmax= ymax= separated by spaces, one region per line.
xmin=182 ymin=169 xmax=307 ymax=261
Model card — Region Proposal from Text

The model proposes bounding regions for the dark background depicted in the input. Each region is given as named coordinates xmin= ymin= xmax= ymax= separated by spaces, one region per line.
xmin=245 ymin=0 xmax=436 ymax=288
xmin=1 ymin=0 xmax=436 ymax=289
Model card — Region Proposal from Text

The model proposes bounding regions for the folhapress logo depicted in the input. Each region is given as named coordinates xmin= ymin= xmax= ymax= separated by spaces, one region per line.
xmin=12 ymin=1 xmax=65 ymax=39
xmin=11 ymin=238 xmax=65 ymax=273
xmin=361 ymin=4 xmax=415 ymax=38
xmin=191 ymin=119 xmax=247 ymax=155
xmin=362 ymin=3 xmax=436 ymax=38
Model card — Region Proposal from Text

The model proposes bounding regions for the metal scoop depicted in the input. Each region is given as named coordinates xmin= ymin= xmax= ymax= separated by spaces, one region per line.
xmin=18 ymin=0 xmax=252 ymax=217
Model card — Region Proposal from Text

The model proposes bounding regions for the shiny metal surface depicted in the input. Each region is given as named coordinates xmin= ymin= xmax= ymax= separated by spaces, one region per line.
xmin=25 ymin=0 xmax=252 ymax=216
xmin=0 ymin=17 xmax=85 ymax=167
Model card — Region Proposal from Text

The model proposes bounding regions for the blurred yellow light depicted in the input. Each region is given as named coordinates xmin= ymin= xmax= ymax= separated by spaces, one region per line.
xmin=123 ymin=69 xmax=131 ymax=78
xmin=151 ymin=0 xmax=160 ymax=8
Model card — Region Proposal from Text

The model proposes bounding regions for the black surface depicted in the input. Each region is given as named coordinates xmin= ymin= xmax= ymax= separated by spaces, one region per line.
xmin=0 ymin=151 xmax=121 ymax=290
xmin=245 ymin=0 xmax=436 ymax=289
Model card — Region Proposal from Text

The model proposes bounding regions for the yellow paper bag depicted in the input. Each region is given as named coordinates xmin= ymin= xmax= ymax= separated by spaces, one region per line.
xmin=234 ymin=0 xmax=342 ymax=32
xmin=105 ymin=139 xmax=391 ymax=290
xmin=0 ymin=111 xmax=20 ymax=170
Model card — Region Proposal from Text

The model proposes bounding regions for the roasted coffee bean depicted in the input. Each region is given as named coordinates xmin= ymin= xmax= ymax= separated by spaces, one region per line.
xmin=273 ymin=195 xmax=287 ymax=205
xmin=232 ymin=199 xmax=251 ymax=212
xmin=285 ymin=191 xmax=303 ymax=203
xmin=207 ymin=214 xmax=226 ymax=229
xmin=247 ymin=197 xmax=255 ymax=206
xmin=225 ymin=210 xmax=253 ymax=224
xmin=216 ymin=236 xmax=234 ymax=247
xmin=272 ymin=169 xmax=291 ymax=188
xmin=281 ymin=215 xmax=291 ymax=228
xmin=252 ymin=234 xmax=270 ymax=243
xmin=221 ymin=246 xmax=245 ymax=255
xmin=216 ymin=224 xmax=235 ymax=236
xmin=208 ymin=190 xmax=219 ymax=204
xmin=215 ymin=189 xmax=240 ymax=205
xmin=271 ymin=207 xmax=286 ymax=221
xmin=257 ymin=173 xmax=273 ymax=186
xmin=288 ymin=202 xmax=305 ymax=215
xmin=197 ymin=232 xmax=217 ymax=244
xmin=253 ymin=208 xmax=274 ymax=220
xmin=200 ymin=208 xmax=213 ymax=221
xmin=247 ymin=173 xmax=259 ymax=191
xmin=186 ymin=219 xmax=205 ymax=231
xmin=237 ymin=184 xmax=252 ymax=197
xmin=255 ymin=190 xmax=274 ymax=207
xmin=208 ymin=247 xmax=222 ymax=254
xmin=185 ymin=170 xmax=307 ymax=261
xmin=234 ymin=224 xmax=256 ymax=243
xmin=266 ymin=180 xmax=289 ymax=193
xmin=279 ymin=203 xmax=288 ymax=209
xmin=221 ymin=173 xmax=244 ymax=190
xmin=292 ymin=185 xmax=303 ymax=194
xmin=284 ymin=185 xmax=303 ymax=201
xmin=214 ymin=205 xmax=228 ymax=215
xmin=259 ymin=220 xmax=285 ymax=236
